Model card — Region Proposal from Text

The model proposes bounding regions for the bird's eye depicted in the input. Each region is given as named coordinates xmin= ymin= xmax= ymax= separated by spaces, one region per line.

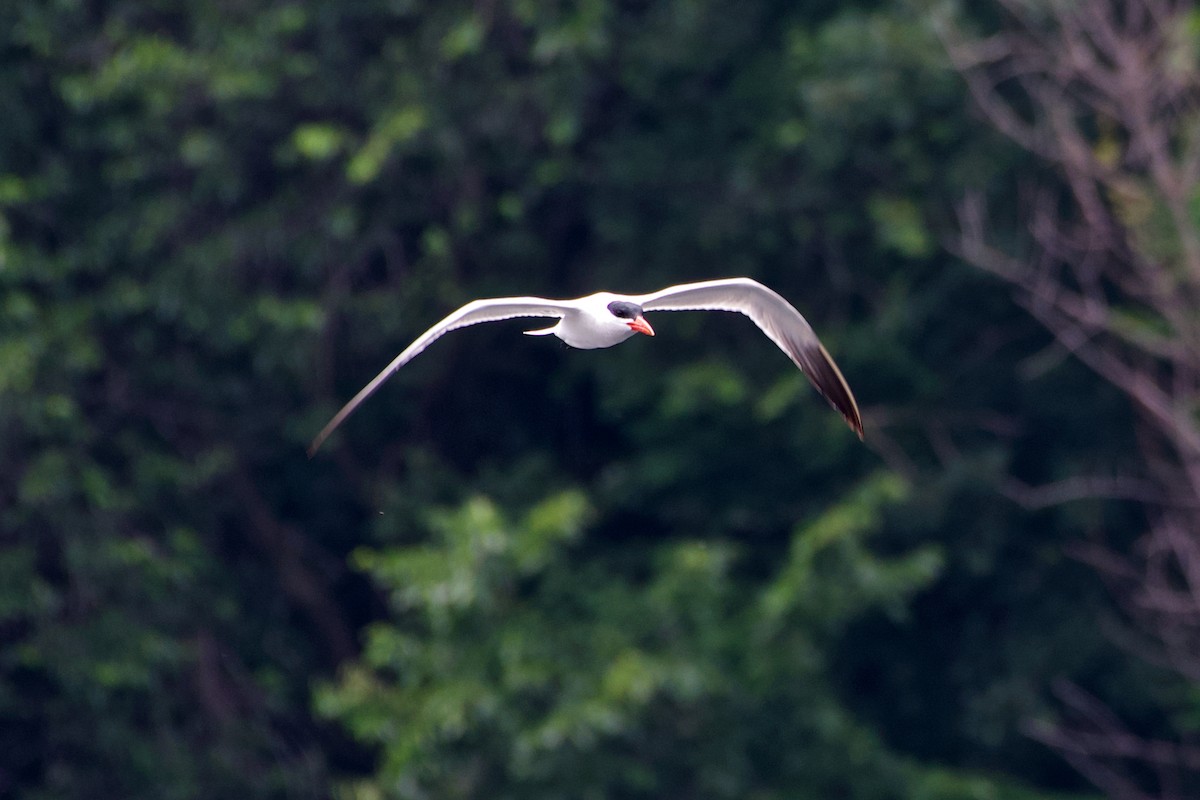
xmin=607 ymin=301 xmax=630 ymax=319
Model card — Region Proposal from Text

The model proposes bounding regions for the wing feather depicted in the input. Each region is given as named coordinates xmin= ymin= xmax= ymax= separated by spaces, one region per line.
xmin=636 ymin=278 xmax=863 ymax=438
xmin=309 ymin=297 xmax=567 ymax=454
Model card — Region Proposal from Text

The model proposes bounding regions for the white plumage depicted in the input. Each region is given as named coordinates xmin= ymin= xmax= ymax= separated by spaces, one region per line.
xmin=309 ymin=278 xmax=862 ymax=454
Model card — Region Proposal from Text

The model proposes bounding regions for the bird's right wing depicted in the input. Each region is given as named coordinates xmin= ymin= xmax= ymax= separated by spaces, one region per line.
xmin=635 ymin=278 xmax=863 ymax=438
xmin=309 ymin=297 xmax=567 ymax=454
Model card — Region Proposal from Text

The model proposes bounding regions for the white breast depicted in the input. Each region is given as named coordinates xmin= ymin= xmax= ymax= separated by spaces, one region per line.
xmin=553 ymin=294 xmax=638 ymax=349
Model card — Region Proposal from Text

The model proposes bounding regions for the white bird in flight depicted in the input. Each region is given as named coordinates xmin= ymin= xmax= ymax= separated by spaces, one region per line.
xmin=309 ymin=277 xmax=863 ymax=454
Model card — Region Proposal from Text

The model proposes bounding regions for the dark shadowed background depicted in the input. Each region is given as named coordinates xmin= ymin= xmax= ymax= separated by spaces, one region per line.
xmin=2 ymin=0 xmax=1197 ymax=798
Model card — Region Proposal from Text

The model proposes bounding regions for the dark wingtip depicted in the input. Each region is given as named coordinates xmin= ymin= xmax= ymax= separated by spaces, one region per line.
xmin=308 ymin=419 xmax=342 ymax=456
xmin=307 ymin=419 xmax=338 ymax=457
xmin=806 ymin=342 xmax=864 ymax=441
xmin=836 ymin=401 xmax=865 ymax=440
xmin=849 ymin=413 xmax=865 ymax=441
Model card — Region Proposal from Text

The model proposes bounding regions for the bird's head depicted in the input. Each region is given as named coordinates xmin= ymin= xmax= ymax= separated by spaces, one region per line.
xmin=607 ymin=300 xmax=654 ymax=336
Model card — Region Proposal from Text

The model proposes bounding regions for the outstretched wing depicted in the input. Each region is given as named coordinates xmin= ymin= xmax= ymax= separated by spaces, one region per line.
xmin=310 ymin=297 xmax=568 ymax=454
xmin=635 ymin=278 xmax=863 ymax=438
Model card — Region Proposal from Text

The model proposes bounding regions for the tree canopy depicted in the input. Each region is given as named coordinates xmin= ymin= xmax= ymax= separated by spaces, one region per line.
xmin=1 ymin=0 xmax=1194 ymax=798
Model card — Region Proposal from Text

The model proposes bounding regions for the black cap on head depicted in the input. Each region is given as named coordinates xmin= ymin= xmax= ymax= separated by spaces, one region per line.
xmin=607 ymin=301 xmax=644 ymax=319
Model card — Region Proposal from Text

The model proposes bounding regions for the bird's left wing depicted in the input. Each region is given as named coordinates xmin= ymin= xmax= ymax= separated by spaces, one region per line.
xmin=310 ymin=297 xmax=567 ymax=454
xmin=635 ymin=278 xmax=863 ymax=438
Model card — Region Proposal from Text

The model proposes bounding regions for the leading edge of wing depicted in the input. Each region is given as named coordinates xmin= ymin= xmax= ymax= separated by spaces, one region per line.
xmin=308 ymin=297 xmax=567 ymax=455
xmin=636 ymin=278 xmax=864 ymax=438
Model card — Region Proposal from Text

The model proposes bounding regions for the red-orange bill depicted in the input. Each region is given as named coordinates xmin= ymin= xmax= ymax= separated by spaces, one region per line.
xmin=628 ymin=316 xmax=654 ymax=336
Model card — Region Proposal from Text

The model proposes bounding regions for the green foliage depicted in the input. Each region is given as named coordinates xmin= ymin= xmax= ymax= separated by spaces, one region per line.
xmin=0 ymin=0 xmax=1150 ymax=797
xmin=319 ymin=477 xmax=953 ymax=799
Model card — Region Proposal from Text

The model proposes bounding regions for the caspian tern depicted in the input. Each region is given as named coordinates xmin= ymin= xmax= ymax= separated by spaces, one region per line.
xmin=309 ymin=277 xmax=863 ymax=454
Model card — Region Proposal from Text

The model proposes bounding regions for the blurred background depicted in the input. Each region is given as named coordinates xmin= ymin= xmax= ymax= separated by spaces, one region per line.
xmin=3 ymin=0 xmax=1198 ymax=797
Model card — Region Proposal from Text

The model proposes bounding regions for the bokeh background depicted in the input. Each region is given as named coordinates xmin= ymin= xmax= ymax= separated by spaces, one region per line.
xmin=3 ymin=0 xmax=1198 ymax=798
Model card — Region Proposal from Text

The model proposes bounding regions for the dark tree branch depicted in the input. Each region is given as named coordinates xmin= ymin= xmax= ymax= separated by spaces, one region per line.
xmin=233 ymin=463 xmax=358 ymax=665
xmin=946 ymin=0 xmax=1200 ymax=796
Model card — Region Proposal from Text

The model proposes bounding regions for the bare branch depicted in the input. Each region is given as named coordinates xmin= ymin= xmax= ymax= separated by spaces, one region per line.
xmin=1000 ymin=475 xmax=1171 ymax=510
xmin=947 ymin=1 xmax=1200 ymax=795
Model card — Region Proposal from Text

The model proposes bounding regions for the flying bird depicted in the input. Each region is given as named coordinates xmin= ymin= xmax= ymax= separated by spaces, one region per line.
xmin=309 ymin=277 xmax=863 ymax=454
